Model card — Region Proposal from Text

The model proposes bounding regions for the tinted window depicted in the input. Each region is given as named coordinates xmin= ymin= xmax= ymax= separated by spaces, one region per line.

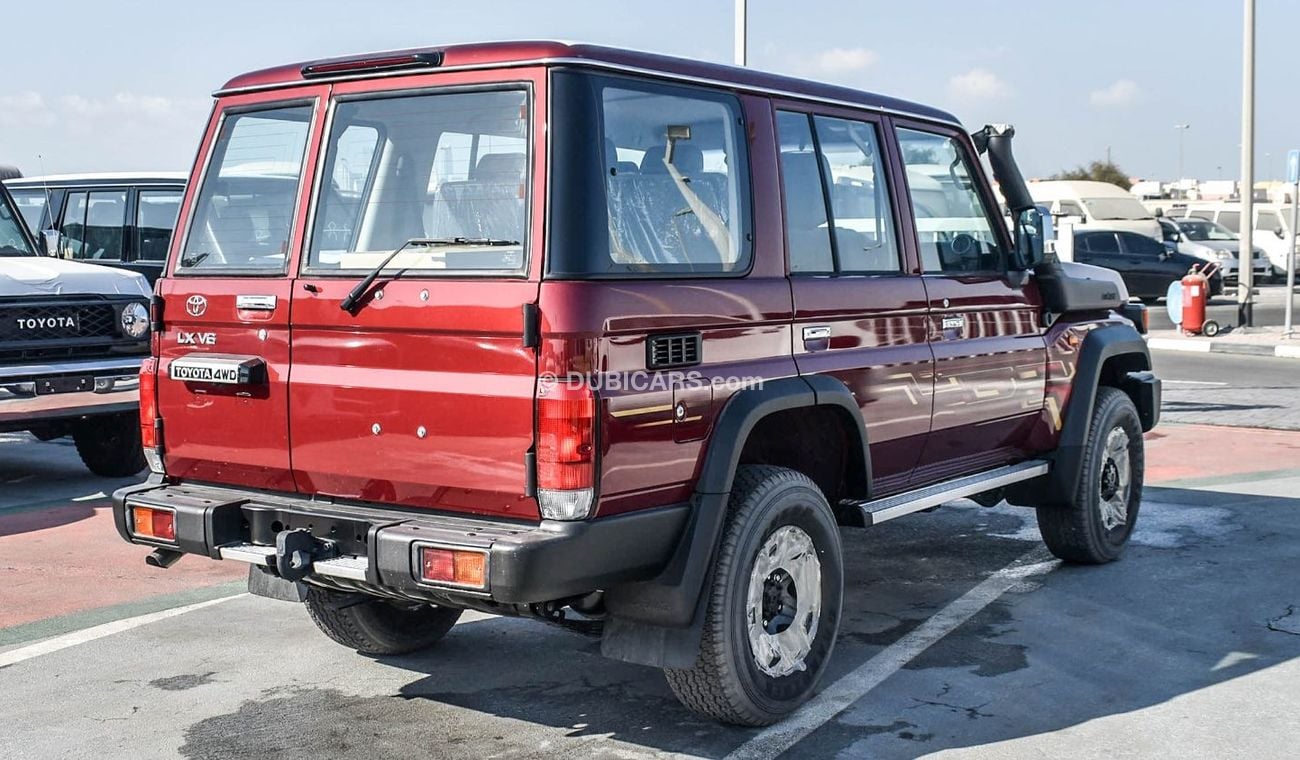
xmin=58 ymin=191 xmax=88 ymax=259
xmin=813 ymin=115 xmax=900 ymax=272
xmin=1217 ymin=211 xmax=1240 ymax=233
xmin=136 ymin=190 xmax=183 ymax=261
xmin=1081 ymin=232 xmax=1119 ymax=253
xmin=1257 ymin=210 xmax=1281 ymax=232
xmin=1121 ymin=232 xmax=1164 ymax=255
xmin=307 ymin=90 xmax=528 ymax=273
xmin=896 ymin=128 xmax=1004 ymax=273
xmin=9 ymin=189 xmax=48 ymax=232
xmin=180 ymin=105 xmax=312 ymax=272
xmin=776 ymin=111 xmax=833 ymax=273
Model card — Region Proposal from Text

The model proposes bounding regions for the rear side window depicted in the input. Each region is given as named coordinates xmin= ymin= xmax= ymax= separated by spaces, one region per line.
xmin=896 ymin=128 xmax=1005 ymax=273
xmin=179 ymin=104 xmax=313 ymax=273
xmin=776 ymin=112 xmax=833 ymax=273
xmin=1121 ymin=232 xmax=1163 ymax=255
xmin=58 ymin=190 xmax=127 ymax=261
xmin=1083 ymin=232 xmax=1120 ymax=253
xmin=136 ymin=189 xmax=183 ymax=261
xmin=1217 ymin=211 xmax=1240 ymax=233
xmin=1256 ymin=210 xmax=1281 ymax=232
xmin=548 ymin=72 xmax=752 ymax=277
xmin=307 ymin=89 xmax=529 ymax=273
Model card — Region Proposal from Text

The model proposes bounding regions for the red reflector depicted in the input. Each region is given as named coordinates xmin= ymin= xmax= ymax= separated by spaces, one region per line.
xmin=139 ymin=358 xmax=158 ymax=449
xmin=132 ymin=505 xmax=175 ymax=541
xmin=419 ymin=547 xmax=487 ymax=588
xmin=536 ymin=379 xmax=595 ymax=491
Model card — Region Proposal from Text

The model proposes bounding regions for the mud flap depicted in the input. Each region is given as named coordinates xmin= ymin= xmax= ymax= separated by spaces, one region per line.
xmin=247 ymin=566 xmax=307 ymax=603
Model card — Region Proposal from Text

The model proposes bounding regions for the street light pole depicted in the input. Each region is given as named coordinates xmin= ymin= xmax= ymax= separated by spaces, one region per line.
xmin=1238 ymin=0 xmax=1256 ymax=328
xmin=734 ymin=0 xmax=747 ymax=66
xmin=1174 ymin=124 xmax=1190 ymax=182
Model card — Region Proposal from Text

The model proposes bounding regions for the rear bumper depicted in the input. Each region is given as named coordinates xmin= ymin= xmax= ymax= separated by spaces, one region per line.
xmin=0 ymin=356 xmax=142 ymax=427
xmin=112 ymin=480 xmax=689 ymax=606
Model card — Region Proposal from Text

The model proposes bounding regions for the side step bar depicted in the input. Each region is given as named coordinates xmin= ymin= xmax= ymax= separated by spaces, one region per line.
xmin=841 ymin=460 xmax=1050 ymax=527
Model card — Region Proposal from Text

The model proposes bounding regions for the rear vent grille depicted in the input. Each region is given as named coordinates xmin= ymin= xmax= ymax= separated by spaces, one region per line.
xmin=647 ymin=333 xmax=701 ymax=369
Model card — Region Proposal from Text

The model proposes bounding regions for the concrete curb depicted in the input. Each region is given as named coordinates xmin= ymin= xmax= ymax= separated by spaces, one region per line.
xmin=1148 ymin=336 xmax=1300 ymax=359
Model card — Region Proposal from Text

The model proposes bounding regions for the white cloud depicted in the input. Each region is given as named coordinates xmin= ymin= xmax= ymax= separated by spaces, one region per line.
xmin=1090 ymin=79 xmax=1141 ymax=108
xmin=948 ymin=68 xmax=1011 ymax=101
xmin=812 ymin=47 xmax=878 ymax=75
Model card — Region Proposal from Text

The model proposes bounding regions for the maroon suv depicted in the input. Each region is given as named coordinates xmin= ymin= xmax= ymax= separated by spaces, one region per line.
xmin=113 ymin=42 xmax=1159 ymax=725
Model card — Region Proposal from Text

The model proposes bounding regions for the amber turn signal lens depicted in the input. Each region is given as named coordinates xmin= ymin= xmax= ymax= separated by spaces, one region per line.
xmin=131 ymin=505 xmax=175 ymax=542
xmin=419 ymin=547 xmax=487 ymax=588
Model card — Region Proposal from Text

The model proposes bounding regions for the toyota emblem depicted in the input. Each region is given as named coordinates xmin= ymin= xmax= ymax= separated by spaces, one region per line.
xmin=186 ymin=295 xmax=208 ymax=317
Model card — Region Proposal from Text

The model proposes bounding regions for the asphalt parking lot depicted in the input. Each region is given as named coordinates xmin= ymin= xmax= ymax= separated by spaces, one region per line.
xmin=3 ymin=405 xmax=1299 ymax=758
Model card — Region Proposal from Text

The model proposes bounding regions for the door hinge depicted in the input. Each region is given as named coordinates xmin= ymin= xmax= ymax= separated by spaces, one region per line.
xmin=522 ymin=303 xmax=540 ymax=350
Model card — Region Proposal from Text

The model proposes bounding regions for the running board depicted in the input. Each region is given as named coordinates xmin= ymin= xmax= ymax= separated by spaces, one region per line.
xmin=841 ymin=460 xmax=1050 ymax=527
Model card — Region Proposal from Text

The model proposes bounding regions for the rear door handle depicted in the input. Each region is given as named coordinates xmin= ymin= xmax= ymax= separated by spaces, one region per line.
xmin=802 ymin=326 xmax=831 ymax=350
xmin=236 ymin=295 xmax=278 ymax=311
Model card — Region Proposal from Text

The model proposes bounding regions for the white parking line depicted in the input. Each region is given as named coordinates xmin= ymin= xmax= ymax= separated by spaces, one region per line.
xmin=0 ymin=594 xmax=245 ymax=669
xmin=1164 ymin=379 xmax=1228 ymax=386
xmin=725 ymin=547 xmax=1058 ymax=760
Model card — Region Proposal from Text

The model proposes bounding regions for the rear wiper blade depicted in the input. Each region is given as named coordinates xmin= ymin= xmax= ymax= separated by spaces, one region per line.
xmin=180 ymin=251 xmax=210 ymax=268
xmin=339 ymin=238 xmax=434 ymax=313
xmin=422 ymin=237 xmax=519 ymax=247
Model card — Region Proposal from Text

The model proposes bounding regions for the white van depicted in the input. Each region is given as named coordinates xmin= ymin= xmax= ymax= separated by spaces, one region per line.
xmin=1028 ymin=180 xmax=1161 ymax=240
xmin=1156 ymin=201 xmax=1297 ymax=278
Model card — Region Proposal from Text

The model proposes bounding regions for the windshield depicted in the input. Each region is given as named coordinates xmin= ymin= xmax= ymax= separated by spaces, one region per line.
xmin=178 ymin=104 xmax=313 ymax=272
xmin=1176 ymin=218 xmax=1236 ymax=241
xmin=1082 ymin=197 xmax=1152 ymax=221
xmin=9 ymin=189 xmax=48 ymax=233
xmin=0 ymin=193 xmax=36 ymax=256
xmin=306 ymin=89 xmax=528 ymax=273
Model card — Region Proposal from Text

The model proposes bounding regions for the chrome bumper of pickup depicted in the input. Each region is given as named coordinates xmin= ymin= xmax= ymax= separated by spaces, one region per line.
xmin=0 ymin=356 xmax=143 ymax=424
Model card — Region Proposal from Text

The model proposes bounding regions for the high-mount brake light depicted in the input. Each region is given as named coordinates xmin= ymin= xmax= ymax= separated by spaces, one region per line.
xmin=536 ymin=378 xmax=596 ymax=520
xmin=138 ymin=358 xmax=164 ymax=474
xmin=301 ymin=51 xmax=444 ymax=78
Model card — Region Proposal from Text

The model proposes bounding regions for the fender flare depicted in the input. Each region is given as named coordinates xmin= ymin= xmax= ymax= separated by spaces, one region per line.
xmin=1015 ymin=322 xmax=1157 ymax=509
xmin=600 ymin=375 xmax=869 ymax=668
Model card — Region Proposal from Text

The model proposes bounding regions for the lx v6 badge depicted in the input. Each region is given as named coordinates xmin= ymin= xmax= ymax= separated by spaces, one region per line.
xmin=177 ymin=331 xmax=217 ymax=346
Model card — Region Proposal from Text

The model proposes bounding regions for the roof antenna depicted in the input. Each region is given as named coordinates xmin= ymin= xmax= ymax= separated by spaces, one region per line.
xmin=36 ymin=154 xmax=57 ymax=256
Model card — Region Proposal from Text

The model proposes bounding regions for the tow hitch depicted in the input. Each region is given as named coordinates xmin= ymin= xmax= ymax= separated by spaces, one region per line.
xmin=247 ymin=529 xmax=340 ymax=604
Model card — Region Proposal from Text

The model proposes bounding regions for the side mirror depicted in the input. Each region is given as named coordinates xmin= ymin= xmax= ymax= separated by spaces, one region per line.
xmin=1013 ymin=206 xmax=1050 ymax=270
xmin=41 ymin=229 xmax=60 ymax=257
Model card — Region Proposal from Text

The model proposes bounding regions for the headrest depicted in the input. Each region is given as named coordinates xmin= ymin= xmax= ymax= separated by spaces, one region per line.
xmin=641 ymin=143 xmax=704 ymax=176
xmin=475 ymin=152 xmax=526 ymax=180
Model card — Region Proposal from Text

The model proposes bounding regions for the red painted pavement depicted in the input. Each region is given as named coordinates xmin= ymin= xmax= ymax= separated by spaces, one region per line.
xmin=2 ymin=422 xmax=1296 ymax=634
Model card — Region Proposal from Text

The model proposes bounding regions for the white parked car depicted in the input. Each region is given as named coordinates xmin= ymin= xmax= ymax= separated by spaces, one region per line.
xmin=1157 ymin=216 xmax=1270 ymax=282
xmin=1158 ymin=201 xmax=1298 ymax=279
xmin=1028 ymin=180 xmax=1162 ymax=240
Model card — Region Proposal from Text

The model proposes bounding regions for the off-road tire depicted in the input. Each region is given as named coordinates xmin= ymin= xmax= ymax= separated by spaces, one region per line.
xmin=1037 ymin=387 xmax=1144 ymax=564
xmin=305 ymin=588 xmax=462 ymax=656
xmin=664 ymin=465 xmax=843 ymax=726
xmin=72 ymin=412 xmax=146 ymax=477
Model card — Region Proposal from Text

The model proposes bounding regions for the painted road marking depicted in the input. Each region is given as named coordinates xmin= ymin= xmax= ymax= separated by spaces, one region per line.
xmin=0 ymin=594 xmax=245 ymax=668
xmin=726 ymin=547 xmax=1058 ymax=760
xmin=1164 ymin=379 xmax=1228 ymax=386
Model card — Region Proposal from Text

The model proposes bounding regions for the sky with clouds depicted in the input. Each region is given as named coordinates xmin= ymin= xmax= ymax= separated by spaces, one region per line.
xmin=1 ymin=0 xmax=1296 ymax=181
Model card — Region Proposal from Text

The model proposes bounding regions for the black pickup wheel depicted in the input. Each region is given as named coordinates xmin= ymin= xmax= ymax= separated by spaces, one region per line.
xmin=72 ymin=412 xmax=146 ymax=478
xmin=304 ymin=588 xmax=462 ymax=656
xmin=1038 ymin=387 xmax=1144 ymax=564
xmin=664 ymin=465 xmax=843 ymax=726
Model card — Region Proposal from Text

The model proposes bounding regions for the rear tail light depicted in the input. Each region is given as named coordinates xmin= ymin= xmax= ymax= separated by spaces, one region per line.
xmin=536 ymin=378 xmax=595 ymax=520
xmin=418 ymin=546 xmax=488 ymax=589
xmin=138 ymin=358 xmax=164 ymax=474
xmin=131 ymin=505 xmax=175 ymax=542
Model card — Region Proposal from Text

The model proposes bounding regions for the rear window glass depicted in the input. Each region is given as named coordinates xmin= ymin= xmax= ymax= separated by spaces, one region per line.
xmin=137 ymin=189 xmax=183 ymax=261
xmin=548 ymin=72 xmax=752 ymax=277
xmin=306 ymin=89 xmax=529 ymax=273
xmin=178 ymin=104 xmax=312 ymax=273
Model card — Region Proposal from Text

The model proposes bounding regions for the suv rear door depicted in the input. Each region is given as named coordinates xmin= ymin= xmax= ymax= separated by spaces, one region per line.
xmin=157 ymin=87 xmax=326 ymax=490
xmin=288 ymin=70 xmax=544 ymax=516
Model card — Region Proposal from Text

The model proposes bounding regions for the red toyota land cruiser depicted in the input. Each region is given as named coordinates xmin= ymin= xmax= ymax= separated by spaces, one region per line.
xmin=113 ymin=42 xmax=1159 ymax=726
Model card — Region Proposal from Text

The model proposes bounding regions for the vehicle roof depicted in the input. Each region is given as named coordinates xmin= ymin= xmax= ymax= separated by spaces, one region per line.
xmin=1027 ymin=180 xmax=1138 ymax=199
xmin=5 ymin=172 xmax=187 ymax=188
xmin=218 ymin=41 xmax=961 ymax=126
